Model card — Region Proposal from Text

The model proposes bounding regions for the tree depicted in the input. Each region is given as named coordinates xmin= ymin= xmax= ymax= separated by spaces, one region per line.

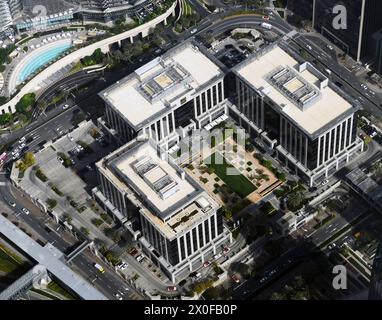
xmin=203 ymin=287 xmax=220 ymax=299
xmin=24 ymin=152 xmax=36 ymax=167
xmin=287 ymin=191 xmax=305 ymax=211
xmin=0 ymin=113 xmax=12 ymax=125
xmin=15 ymin=93 xmax=36 ymax=115
xmin=233 ymin=262 xmax=250 ymax=278
xmin=46 ymin=198 xmax=57 ymax=209
xmin=91 ymin=48 xmax=105 ymax=64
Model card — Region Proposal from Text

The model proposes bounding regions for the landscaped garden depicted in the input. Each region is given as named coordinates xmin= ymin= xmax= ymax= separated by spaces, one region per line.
xmin=205 ymin=152 xmax=257 ymax=198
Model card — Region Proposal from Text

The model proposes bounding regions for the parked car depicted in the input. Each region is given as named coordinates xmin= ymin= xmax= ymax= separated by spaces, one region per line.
xmin=117 ymin=261 xmax=128 ymax=271
xmin=129 ymin=248 xmax=138 ymax=257
xmin=167 ymin=286 xmax=177 ymax=292
xmin=223 ymin=246 xmax=231 ymax=255
xmin=8 ymin=201 xmax=16 ymax=207
xmin=328 ymin=243 xmax=337 ymax=250
xmin=57 ymin=156 xmax=64 ymax=164
xmin=114 ymin=293 xmax=123 ymax=300
xmin=203 ymin=261 xmax=211 ymax=268
xmin=63 ymin=104 xmax=70 ymax=110
xmin=136 ymin=255 xmax=144 ymax=262
xmin=213 ymin=253 xmax=222 ymax=260
xmin=231 ymin=274 xmax=240 ymax=283
xmin=22 ymin=208 xmax=30 ymax=215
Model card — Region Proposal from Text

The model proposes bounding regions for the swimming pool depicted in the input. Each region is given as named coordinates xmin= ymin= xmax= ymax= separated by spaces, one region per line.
xmin=17 ymin=44 xmax=72 ymax=83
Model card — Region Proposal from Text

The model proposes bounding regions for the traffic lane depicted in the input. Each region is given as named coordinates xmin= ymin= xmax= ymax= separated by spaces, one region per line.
xmin=1 ymin=182 xmax=138 ymax=300
xmin=293 ymin=35 xmax=382 ymax=112
xmin=5 ymin=105 xmax=81 ymax=164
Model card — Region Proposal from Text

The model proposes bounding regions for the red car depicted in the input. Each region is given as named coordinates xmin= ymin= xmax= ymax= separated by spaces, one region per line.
xmin=167 ymin=286 xmax=177 ymax=292
xmin=223 ymin=246 xmax=231 ymax=255
xmin=262 ymin=15 xmax=270 ymax=20
xmin=203 ymin=261 xmax=211 ymax=268
xmin=231 ymin=274 xmax=240 ymax=283
xmin=129 ymin=248 xmax=138 ymax=257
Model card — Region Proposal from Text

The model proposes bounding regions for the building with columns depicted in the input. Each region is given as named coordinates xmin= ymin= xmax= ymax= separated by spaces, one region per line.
xmin=98 ymin=41 xmax=227 ymax=151
xmin=230 ymin=44 xmax=364 ymax=187
xmin=93 ymin=138 xmax=231 ymax=283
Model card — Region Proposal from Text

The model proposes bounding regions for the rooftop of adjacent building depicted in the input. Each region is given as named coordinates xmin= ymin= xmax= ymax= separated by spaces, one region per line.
xmin=96 ymin=138 xmax=219 ymax=239
xmin=0 ymin=214 xmax=107 ymax=300
xmin=99 ymin=42 xmax=223 ymax=130
xmin=234 ymin=45 xmax=355 ymax=136
xmin=346 ymin=168 xmax=382 ymax=204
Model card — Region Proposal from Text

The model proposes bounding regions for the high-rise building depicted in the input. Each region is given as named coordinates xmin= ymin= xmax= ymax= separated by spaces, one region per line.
xmin=93 ymin=138 xmax=231 ymax=283
xmin=229 ymin=44 xmax=364 ymax=186
xmin=287 ymin=0 xmax=382 ymax=62
xmin=68 ymin=0 xmax=145 ymax=22
xmin=0 ymin=0 xmax=22 ymax=31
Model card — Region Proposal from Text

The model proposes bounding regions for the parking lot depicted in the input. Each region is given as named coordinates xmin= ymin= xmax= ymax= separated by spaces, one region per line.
xmin=17 ymin=120 xmax=117 ymax=241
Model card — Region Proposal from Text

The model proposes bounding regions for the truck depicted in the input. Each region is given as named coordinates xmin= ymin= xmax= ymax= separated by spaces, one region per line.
xmin=261 ymin=22 xmax=272 ymax=30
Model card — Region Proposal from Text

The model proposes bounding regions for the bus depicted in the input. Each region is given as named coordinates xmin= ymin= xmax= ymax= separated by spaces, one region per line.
xmin=94 ymin=263 xmax=105 ymax=273
xmin=261 ymin=23 xmax=272 ymax=30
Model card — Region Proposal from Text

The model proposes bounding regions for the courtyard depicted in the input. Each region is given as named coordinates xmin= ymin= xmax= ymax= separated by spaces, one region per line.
xmin=184 ymin=128 xmax=282 ymax=213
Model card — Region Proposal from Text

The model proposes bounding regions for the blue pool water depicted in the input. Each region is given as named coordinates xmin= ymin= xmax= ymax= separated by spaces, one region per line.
xmin=18 ymin=44 xmax=72 ymax=82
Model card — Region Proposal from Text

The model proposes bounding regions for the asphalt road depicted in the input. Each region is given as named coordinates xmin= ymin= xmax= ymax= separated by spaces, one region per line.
xmin=0 ymin=173 xmax=142 ymax=300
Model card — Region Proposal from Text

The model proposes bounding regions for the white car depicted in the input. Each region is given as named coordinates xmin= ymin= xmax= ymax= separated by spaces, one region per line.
xmin=118 ymin=262 xmax=128 ymax=270
xmin=19 ymin=136 xmax=26 ymax=144
xmin=67 ymin=134 xmax=74 ymax=141
xmin=190 ymin=28 xmax=197 ymax=34
xmin=114 ymin=293 xmax=123 ymax=300
xmin=213 ymin=253 xmax=222 ymax=260
xmin=136 ymin=255 xmax=144 ymax=262
xmin=321 ymin=179 xmax=329 ymax=186
xmin=57 ymin=156 xmax=64 ymax=164
xmin=22 ymin=208 xmax=30 ymax=215
xmin=328 ymin=243 xmax=337 ymax=250
xmin=63 ymin=104 xmax=70 ymax=110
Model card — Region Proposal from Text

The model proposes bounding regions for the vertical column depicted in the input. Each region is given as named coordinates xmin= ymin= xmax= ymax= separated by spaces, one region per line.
xmin=196 ymin=223 xmax=200 ymax=250
xmin=343 ymin=118 xmax=349 ymax=149
xmin=189 ymin=230 xmax=194 ymax=255
xmin=317 ymin=135 xmax=321 ymax=168
xmin=349 ymin=115 xmax=354 ymax=145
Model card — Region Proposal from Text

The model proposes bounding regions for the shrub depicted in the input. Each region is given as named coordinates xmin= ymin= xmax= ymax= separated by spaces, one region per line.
xmin=46 ymin=198 xmax=57 ymax=209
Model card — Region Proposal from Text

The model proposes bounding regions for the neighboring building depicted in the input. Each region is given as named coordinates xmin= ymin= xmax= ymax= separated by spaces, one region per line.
xmin=230 ymin=44 xmax=364 ymax=186
xmin=0 ymin=0 xmax=22 ymax=31
xmin=345 ymin=167 xmax=382 ymax=214
xmin=93 ymin=138 xmax=231 ymax=283
xmin=287 ymin=0 xmax=382 ymax=63
xmin=69 ymin=0 xmax=147 ymax=23
xmin=274 ymin=209 xmax=318 ymax=236
xmin=0 ymin=213 xmax=107 ymax=300
xmin=372 ymin=29 xmax=382 ymax=75
xmin=99 ymin=41 xmax=226 ymax=151
xmin=286 ymin=0 xmax=313 ymax=23
xmin=369 ymin=241 xmax=382 ymax=300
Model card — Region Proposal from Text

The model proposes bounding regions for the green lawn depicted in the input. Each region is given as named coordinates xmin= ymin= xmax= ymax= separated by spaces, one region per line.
xmin=205 ymin=152 xmax=257 ymax=198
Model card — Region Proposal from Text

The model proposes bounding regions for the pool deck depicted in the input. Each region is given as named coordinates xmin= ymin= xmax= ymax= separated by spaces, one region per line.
xmin=8 ymin=38 xmax=74 ymax=95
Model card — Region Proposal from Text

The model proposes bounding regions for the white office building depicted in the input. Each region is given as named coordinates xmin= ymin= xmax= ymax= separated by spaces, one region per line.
xmin=99 ymin=41 xmax=227 ymax=151
xmin=93 ymin=138 xmax=231 ymax=283
xmin=230 ymin=44 xmax=364 ymax=186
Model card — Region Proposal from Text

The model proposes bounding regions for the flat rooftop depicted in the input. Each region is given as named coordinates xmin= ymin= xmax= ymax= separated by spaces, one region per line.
xmin=97 ymin=139 xmax=218 ymax=238
xmin=235 ymin=46 xmax=354 ymax=136
xmin=100 ymin=43 xmax=223 ymax=130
